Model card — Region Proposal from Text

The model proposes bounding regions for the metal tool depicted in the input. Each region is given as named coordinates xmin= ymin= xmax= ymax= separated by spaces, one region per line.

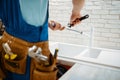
xmin=64 ymin=14 xmax=89 ymax=34
xmin=2 ymin=43 xmax=17 ymax=60
xmin=28 ymin=46 xmax=48 ymax=63
xmin=49 ymin=48 xmax=59 ymax=65
xmin=68 ymin=14 xmax=89 ymax=28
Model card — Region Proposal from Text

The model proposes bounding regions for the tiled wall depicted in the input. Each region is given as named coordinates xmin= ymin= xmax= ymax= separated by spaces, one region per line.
xmin=49 ymin=0 xmax=120 ymax=50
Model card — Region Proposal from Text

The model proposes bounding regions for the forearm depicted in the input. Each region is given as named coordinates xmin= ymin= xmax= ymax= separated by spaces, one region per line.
xmin=72 ymin=0 xmax=85 ymax=13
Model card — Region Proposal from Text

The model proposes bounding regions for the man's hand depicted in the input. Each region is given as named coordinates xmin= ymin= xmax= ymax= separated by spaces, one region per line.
xmin=70 ymin=12 xmax=82 ymax=27
xmin=70 ymin=0 xmax=85 ymax=27
xmin=49 ymin=20 xmax=65 ymax=31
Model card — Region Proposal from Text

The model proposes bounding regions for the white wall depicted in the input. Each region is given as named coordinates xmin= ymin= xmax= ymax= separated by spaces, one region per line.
xmin=49 ymin=0 xmax=120 ymax=50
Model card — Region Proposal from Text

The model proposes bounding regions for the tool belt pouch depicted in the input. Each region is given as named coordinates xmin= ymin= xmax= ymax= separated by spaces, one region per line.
xmin=2 ymin=43 xmax=28 ymax=74
xmin=1 ymin=33 xmax=28 ymax=74
xmin=33 ymin=68 xmax=58 ymax=80
xmin=0 ymin=54 xmax=6 ymax=78
xmin=0 ymin=38 xmax=6 ymax=78
xmin=0 ymin=68 xmax=6 ymax=78
xmin=31 ymin=53 xmax=58 ymax=80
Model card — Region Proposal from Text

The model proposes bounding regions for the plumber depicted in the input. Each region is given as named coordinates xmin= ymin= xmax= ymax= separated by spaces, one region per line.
xmin=0 ymin=0 xmax=85 ymax=80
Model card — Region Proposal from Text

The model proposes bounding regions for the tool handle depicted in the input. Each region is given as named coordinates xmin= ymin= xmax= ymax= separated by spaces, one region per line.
xmin=79 ymin=14 xmax=89 ymax=21
xmin=68 ymin=14 xmax=89 ymax=28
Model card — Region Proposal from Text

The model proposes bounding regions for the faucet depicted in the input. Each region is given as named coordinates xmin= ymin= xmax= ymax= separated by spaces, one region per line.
xmin=66 ymin=26 xmax=94 ymax=48
xmin=64 ymin=14 xmax=93 ymax=48
xmin=89 ymin=26 xmax=94 ymax=48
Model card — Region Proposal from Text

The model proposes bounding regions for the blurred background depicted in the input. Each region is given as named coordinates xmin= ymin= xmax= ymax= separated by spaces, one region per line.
xmin=49 ymin=0 xmax=120 ymax=50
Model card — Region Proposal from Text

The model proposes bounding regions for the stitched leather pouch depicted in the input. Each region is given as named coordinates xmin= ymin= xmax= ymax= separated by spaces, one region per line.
xmin=0 ymin=68 xmax=6 ymax=79
xmin=0 ymin=38 xmax=6 ymax=78
xmin=30 ymin=43 xmax=58 ymax=80
xmin=31 ymin=55 xmax=58 ymax=80
xmin=1 ymin=32 xmax=28 ymax=74
xmin=2 ymin=42 xmax=28 ymax=74
xmin=33 ymin=68 xmax=58 ymax=80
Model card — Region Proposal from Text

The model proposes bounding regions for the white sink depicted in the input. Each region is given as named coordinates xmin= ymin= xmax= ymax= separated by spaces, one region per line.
xmin=82 ymin=48 xmax=101 ymax=58
xmin=49 ymin=42 xmax=120 ymax=68
xmin=49 ymin=42 xmax=101 ymax=59
xmin=49 ymin=42 xmax=86 ymax=58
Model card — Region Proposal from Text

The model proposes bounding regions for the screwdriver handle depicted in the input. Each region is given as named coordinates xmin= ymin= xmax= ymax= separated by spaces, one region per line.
xmin=79 ymin=14 xmax=89 ymax=21
xmin=68 ymin=14 xmax=89 ymax=28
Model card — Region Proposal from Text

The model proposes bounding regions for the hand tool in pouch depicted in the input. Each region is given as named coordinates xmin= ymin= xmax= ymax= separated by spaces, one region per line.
xmin=2 ymin=43 xmax=17 ymax=60
xmin=49 ymin=48 xmax=59 ymax=65
xmin=28 ymin=46 xmax=49 ymax=65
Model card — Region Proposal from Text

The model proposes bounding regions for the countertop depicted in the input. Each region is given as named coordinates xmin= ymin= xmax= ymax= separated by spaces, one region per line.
xmin=75 ymin=49 xmax=120 ymax=68
xmin=59 ymin=63 xmax=120 ymax=80
xmin=50 ymin=42 xmax=120 ymax=80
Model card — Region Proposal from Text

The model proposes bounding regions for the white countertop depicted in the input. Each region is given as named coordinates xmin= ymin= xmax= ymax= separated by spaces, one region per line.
xmin=97 ymin=50 xmax=120 ymax=68
xmin=74 ymin=49 xmax=120 ymax=68
xmin=59 ymin=63 xmax=120 ymax=80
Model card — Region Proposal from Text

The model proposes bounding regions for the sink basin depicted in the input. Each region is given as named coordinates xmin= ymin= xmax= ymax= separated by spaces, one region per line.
xmin=49 ymin=42 xmax=86 ymax=58
xmin=82 ymin=48 xmax=101 ymax=58
xmin=49 ymin=42 xmax=102 ymax=59
xmin=50 ymin=42 xmax=120 ymax=69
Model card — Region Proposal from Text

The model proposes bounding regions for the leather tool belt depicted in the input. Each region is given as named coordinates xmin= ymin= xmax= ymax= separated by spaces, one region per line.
xmin=30 ymin=53 xmax=58 ymax=80
xmin=0 ymin=31 xmax=58 ymax=80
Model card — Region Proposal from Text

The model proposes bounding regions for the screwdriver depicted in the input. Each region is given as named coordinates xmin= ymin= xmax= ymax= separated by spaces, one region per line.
xmin=63 ymin=14 xmax=89 ymax=34
xmin=51 ymin=14 xmax=89 ymax=34
xmin=68 ymin=14 xmax=89 ymax=28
